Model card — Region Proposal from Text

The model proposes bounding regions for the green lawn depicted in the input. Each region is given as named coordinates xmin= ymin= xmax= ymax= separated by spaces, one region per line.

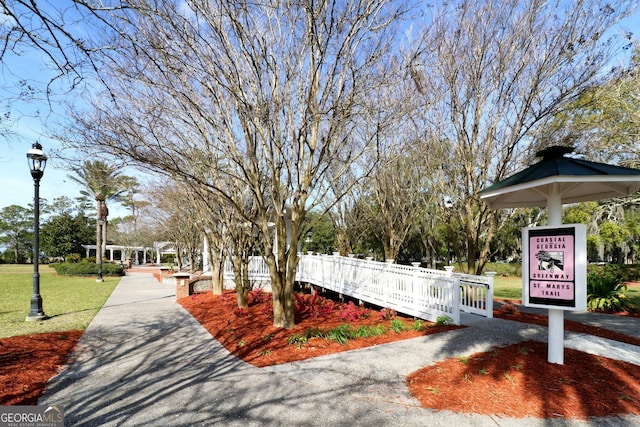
xmin=493 ymin=276 xmax=524 ymax=301
xmin=0 ymin=264 xmax=119 ymax=338
xmin=493 ymin=275 xmax=640 ymax=310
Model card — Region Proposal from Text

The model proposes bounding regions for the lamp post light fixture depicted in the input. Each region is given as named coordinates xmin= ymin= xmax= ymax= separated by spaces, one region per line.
xmin=96 ymin=216 xmax=105 ymax=282
xmin=443 ymin=196 xmax=454 ymax=266
xmin=26 ymin=142 xmax=47 ymax=321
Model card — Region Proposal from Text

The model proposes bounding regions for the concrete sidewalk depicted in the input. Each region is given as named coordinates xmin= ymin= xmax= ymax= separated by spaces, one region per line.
xmin=40 ymin=271 xmax=640 ymax=426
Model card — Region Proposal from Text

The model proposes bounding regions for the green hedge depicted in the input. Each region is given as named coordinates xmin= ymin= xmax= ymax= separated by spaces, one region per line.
xmin=483 ymin=262 xmax=522 ymax=277
xmin=50 ymin=261 xmax=125 ymax=277
xmin=587 ymin=264 xmax=640 ymax=283
xmin=483 ymin=262 xmax=640 ymax=281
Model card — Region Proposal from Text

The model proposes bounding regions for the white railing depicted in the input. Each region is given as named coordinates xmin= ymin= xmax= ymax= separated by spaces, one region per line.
xmin=223 ymin=257 xmax=271 ymax=281
xmin=454 ymin=271 xmax=495 ymax=318
xmin=223 ymin=254 xmax=494 ymax=324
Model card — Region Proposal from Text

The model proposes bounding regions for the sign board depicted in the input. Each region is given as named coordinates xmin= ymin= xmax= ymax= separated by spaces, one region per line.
xmin=522 ymin=224 xmax=586 ymax=311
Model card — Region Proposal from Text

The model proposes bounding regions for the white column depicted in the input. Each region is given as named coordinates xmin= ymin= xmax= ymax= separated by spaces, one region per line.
xmin=202 ymin=234 xmax=211 ymax=273
xmin=547 ymin=183 xmax=564 ymax=364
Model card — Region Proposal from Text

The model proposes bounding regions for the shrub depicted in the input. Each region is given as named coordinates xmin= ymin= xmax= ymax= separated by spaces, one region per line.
xmin=65 ymin=253 xmax=81 ymax=263
xmin=261 ymin=300 xmax=274 ymax=318
xmin=221 ymin=292 xmax=236 ymax=306
xmin=355 ymin=325 xmax=373 ymax=338
xmin=233 ymin=307 xmax=249 ymax=317
xmin=436 ymin=315 xmax=452 ymax=326
xmin=287 ymin=327 xmax=324 ymax=347
xmin=587 ymin=263 xmax=640 ymax=283
xmin=338 ymin=301 xmax=369 ymax=322
xmin=390 ymin=318 xmax=406 ymax=333
xmin=50 ymin=261 xmax=125 ymax=276
xmin=294 ymin=291 xmax=335 ymax=318
xmin=411 ymin=319 xmax=424 ymax=331
xmin=287 ymin=333 xmax=308 ymax=347
xmin=378 ymin=307 xmax=396 ymax=321
xmin=325 ymin=324 xmax=355 ymax=344
xmin=587 ymin=272 xmax=634 ymax=312
xmin=482 ymin=262 xmax=522 ymax=277
xmin=249 ymin=289 xmax=269 ymax=305
xmin=369 ymin=324 xmax=386 ymax=336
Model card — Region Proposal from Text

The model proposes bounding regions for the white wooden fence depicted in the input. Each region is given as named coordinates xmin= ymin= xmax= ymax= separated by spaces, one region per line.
xmin=223 ymin=254 xmax=494 ymax=325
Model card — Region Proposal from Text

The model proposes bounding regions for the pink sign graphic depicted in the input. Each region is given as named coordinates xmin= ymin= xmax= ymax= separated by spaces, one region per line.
xmin=528 ymin=232 xmax=575 ymax=301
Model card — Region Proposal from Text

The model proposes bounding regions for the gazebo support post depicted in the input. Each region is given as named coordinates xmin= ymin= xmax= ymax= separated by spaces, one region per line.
xmin=547 ymin=184 xmax=564 ymax=364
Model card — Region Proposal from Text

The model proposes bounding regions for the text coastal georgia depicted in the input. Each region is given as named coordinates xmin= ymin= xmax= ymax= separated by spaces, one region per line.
xmin=534 ymin=236 xmax=566 ymax=250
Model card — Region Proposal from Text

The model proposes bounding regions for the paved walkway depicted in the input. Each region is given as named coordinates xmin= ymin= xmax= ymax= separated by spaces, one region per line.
xmin=40 ymin=269 xmax=640 ymax=426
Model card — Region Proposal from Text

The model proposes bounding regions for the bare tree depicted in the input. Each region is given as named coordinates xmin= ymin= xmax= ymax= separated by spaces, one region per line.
xmin=365 ymin=148 xmax=429 ymax=261
xmin=0 ymin=1 xmax=134 ymax=96
xmin=409 ymin=0 xmax=635 ymax=273
xmin=61 ymin=1 xmax=409 ymax=328
xmin=148 ymin=184 xmax=203 ymax=271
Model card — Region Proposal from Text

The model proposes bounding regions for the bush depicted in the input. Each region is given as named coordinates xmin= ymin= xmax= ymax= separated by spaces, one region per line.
xmin=338 ymin=301 xmax=369 ymax=322
xmin=294 ymin=291 xmax=335 ymax=318
xmin=587 ymin=271 xmax=634 ymax=312
xmin=587 ymin=263 xmax=640 ymax=283
xmin=484 ymin=262 xmax=522 ymax=277
xmin=65 ymin=253 xmax=82 ymax=263
xmin=378 ymin=307 xmax=397 ymax=321
xmin=50 ymin=261 xmax=125 ymax=277
xmin=390 ymin=318 xmax=406 ymax=333
xmin=325 ymin=324 xmax=356 ymax=344
xmin=436 ymin=315 xmax=452 ymax=326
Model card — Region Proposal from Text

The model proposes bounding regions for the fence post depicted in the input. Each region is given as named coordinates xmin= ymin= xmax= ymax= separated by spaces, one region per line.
xmin=451 ymin=276 xmax=461 ymax=325
xmin=484 ymin=271 xmax=496 ymax=319
xmin=411 ymin=263 xmax=420 ymax=314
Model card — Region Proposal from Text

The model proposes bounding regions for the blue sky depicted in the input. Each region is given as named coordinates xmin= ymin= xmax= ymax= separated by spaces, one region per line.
xmin=1 ymin=5 xmax=639 ymax=219
xmin=0 ymin=50 xmax=132 ymax=217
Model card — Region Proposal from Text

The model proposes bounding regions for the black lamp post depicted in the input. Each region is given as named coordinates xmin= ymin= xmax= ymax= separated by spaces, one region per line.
xmin=26 ymin=142 xmax=47 ymax=321
xmin=96 ymin=216 xmax=104 ymax=282
xmin=444 ymin=196 xmax=453 ymax=266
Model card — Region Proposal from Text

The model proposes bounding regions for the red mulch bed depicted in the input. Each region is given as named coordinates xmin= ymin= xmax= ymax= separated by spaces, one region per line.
xmin=178 ymin=290 xmax=463 ymax=367
xmin=407 ymin=339 xmax=640 ymax=419
xmin=495 ymin=307 xmax=640 ymax=347
xmin=0 ymin=330 xmax=83 ymax=405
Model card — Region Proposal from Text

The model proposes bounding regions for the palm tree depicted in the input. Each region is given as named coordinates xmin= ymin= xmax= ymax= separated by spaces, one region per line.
xmin=68 ymin=161 xmax=129 ymax=258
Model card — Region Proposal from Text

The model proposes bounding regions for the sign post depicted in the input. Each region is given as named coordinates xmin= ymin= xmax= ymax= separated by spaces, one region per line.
xmin=522 ymin=224 xmax=587 ymax=364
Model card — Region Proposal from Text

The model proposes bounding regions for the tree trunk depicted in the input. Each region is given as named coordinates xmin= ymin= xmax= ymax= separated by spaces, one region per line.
xmin=96 ymin=221 xmax=102 ymax=262
xmin=102 ymin=218 xmax=108 ymax=259
xmin=232 ymin=253 xmax=248 ymax=308
xmin=383 ymin=237 xmax=395 ymax=262
xmin=209 ymin=247 xmax=224 ymax=295
xmin=95 ymin=199 xmax=101 ymax=260
xmin=269 ymin=266 xmax=294 ymax=328
xmin=266 ymin=242 xmax=296 ymax=328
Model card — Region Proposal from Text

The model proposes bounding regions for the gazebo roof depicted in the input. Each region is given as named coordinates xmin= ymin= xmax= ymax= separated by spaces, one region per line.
xmin=479 ymin=146 xmax=640 ymax=209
